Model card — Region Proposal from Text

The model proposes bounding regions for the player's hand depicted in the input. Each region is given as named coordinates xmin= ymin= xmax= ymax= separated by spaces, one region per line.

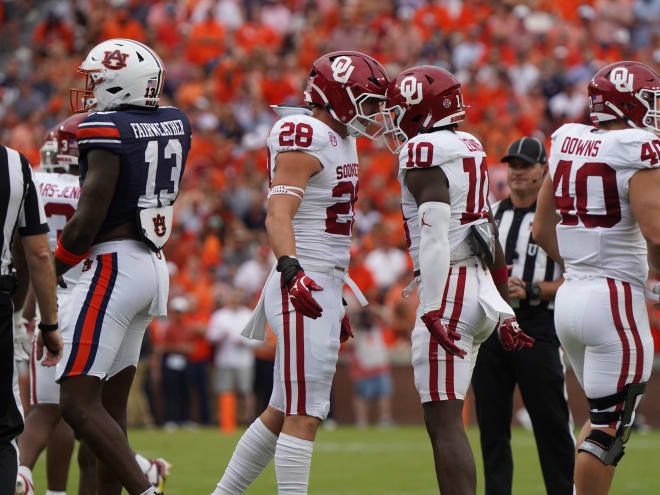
xmin=37 ymin=329 xmax=63 ymax=366
xmin=287 ymin=271 xmax=324 ymax=319
xmin=340 ymin=312 xmax=354 ymax=343
xmin=497 ymin=317 xmax=534 ymax=351
xmin=508 ymin=277 xmax=526 ymax=299
xmin=421 ymin=310 xmax=466 ymax=358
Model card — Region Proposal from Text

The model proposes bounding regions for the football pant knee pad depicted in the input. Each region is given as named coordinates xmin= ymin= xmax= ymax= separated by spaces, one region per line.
xmin=578 ymin=382 xmax=646 ymax=466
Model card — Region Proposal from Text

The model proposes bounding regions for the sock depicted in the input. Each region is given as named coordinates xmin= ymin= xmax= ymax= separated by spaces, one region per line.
xmin=274 ymin=433 xmax=314 ymax=495
xmin=46 ymin=491 xmax=67 ymax=495
xmin=213 ymin=417 xmax=278 ymax=495
xmin=135 ymin=453 xmax=151 ymax=474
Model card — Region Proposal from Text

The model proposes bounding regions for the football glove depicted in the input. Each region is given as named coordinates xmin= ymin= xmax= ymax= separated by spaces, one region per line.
xmin=278 ymin=256 xmax=324 ymax=319
xmin=497 ymin=317 xmax=535 ymax=351
xmin=421 ymin=310 xmax=466 ymax=359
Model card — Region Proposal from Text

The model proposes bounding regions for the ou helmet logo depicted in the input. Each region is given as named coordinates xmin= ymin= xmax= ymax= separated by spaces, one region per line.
xmin=331 ymin=56 xmax=355 ymax=83
xmin=400 ymin=76 xmax=423 ymax=105
xmin=610 ymin=67 xmax=634 ymax=93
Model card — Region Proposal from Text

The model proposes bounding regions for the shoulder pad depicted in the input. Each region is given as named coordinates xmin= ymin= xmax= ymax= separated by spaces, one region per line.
xmin=268 ymin=114 xmax=329 ymax=153
xmin=271 ymin=105 xmax=313 ymax=118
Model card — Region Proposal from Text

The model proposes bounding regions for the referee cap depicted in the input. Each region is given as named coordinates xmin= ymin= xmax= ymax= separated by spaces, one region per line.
xmin=501 ymin=137 xmax=547 ymax=165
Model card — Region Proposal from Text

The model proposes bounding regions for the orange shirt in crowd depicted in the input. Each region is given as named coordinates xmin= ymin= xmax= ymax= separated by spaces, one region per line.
xmin=32 ymin=21 xmax=73 ymax=52
xmin=235 ymin=22 xmax=281 ymax=53
xmin=101 ymin=15 xmax=145 ymax=42
xmin=185 ymin=19 xmax=225 ymax=66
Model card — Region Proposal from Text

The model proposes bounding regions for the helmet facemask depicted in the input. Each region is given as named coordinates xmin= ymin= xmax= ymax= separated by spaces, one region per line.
xmin=70 ymin=68 xmax=102 ymax=113
xmin=345 ymin=91 xmax=388 ymax=140
xmin=382 ymin=105 xmax=409 ymax=153
xmin=637 ymin=88 xmax=660 ymax=134
xmin=40 ymin=139 xmax=59 ymax=172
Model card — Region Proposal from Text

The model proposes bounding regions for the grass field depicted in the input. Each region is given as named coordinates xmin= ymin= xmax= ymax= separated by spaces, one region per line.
xmin=31 ymin=425 xmax=659 ymax=494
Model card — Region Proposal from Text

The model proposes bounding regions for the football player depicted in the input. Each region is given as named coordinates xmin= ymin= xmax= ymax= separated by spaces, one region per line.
xmin=53 ymin=39 xmax=190 ymax=495
xmin=16 ymin=116 xmax=171 ymax=495
xmin=382 ymin=66 xmax=533 ymax=494
xmin=533 ymin=61 xmax=660 ymax=495
xmin=211 ymin=51 xmax=389 ymax=494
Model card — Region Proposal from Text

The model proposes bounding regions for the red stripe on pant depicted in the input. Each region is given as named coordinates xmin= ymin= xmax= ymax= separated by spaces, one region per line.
xmin=607 ymin=278 xmax=631 ymax=427
xmin=445 ymin=267 xmax=467 ymax=400
xmin=281 ymin=282 xmax=292 ymax=415
xmin=68 ymin=254 xmax=114 ymax=376
xmin=622 ymin=282 xmax=644 ymax=382
xmin=296 ymin=312 xmax=307 ymax=415
xmin=429 ymin=268 xmax=452 ymax=402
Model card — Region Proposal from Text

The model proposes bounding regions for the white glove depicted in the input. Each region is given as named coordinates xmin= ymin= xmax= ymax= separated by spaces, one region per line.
xmin=646 ymin=281 xmax=660 ymax=302
xmin=13 ymin=310 xmax=32 ymax=363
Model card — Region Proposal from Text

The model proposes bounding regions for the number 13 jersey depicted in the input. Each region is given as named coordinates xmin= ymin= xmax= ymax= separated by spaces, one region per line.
xmin=267 ymin=109 xmax=359 ymax=271
xmin=398 ymin=129 xmax=490 ymax=272
xmin=549 ymin=123 xmax=660 ymax=288
xmin=76 ymin=106 xmax=192 ymax=234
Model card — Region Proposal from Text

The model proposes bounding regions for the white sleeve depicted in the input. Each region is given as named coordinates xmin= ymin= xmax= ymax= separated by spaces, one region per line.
xmin=418 ymin=201 xmax=451 ymax=313
xmin=206 ymin=314 xmax=224 ymax=342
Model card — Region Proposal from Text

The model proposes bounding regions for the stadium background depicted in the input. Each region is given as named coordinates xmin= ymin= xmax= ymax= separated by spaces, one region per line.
xmin=2 ymin=0 xmax=660 ymax=431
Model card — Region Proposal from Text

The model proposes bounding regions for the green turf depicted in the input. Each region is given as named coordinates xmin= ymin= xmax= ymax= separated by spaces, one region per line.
xmin=31 ymin=425 xmax=660 ymax=494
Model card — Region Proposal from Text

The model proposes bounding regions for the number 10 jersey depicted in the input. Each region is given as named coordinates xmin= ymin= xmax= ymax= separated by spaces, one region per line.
xmin=267 ymin=110 xmax=359 ymax=271
xmin=549 ymin=123 xmax=660 ymax=288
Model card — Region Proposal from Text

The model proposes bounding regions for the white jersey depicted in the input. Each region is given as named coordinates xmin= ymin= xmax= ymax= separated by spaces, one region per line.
xmin=399 ymin=130 xmax=490 ymax=271
xmin=35 ymin=171 xmax=82 ymax=287
xmin=267 ymin=109 xmax=359 ymax=270
xmin=548 ymin=123 xmax=660 ymax=288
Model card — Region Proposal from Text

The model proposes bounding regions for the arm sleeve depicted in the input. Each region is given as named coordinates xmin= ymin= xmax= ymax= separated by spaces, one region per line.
xmin=418 ymin=201 xmax=451 ymax=313
xmin=17 ymin=154 xmax=48 ymax=236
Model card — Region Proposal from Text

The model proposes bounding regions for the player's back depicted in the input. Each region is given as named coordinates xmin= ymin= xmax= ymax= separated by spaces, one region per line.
xmin=267 ymin=108 xmax=359 ymax=270
xmin=548 ymin=123 xmax=660 ymax=288
xmin=398 ymin=129 xmax=490 ymax=271
xmin=77 ymin=106 xmax=192 ymax=234
xmin=35 ymin=171 xmax=80 ymax=250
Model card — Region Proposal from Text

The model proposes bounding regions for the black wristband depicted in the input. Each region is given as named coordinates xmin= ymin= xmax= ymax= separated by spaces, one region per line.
xmin=525 ymin=282 xmax=541 ymax=300
xmin=38 ymin=322 xmax=59 ymax=333
xmin=277 ymin=256 xmax=303 ymax=287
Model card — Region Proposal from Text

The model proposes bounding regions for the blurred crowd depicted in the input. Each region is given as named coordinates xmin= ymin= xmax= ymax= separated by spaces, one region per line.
xmin=1 ymin=0 xmax=660 ymax=426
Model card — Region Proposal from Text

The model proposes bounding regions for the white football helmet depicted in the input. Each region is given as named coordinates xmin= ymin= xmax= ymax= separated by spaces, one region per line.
xmin=70 ymin=38 xmax=165 ymax=113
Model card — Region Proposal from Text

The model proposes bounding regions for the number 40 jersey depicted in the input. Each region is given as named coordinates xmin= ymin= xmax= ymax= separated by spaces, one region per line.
xmin=267 ymin=109 xmax=359 ymax=271
xmin=76 ymin=106 xmax=191 ymax=236
xmin=549 ymin=123 xmax=660 ymax=288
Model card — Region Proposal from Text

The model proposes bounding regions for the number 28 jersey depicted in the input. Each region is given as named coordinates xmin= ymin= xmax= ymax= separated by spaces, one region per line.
xmin=267 ymin=110 xmax=358 ymax=271
xmin=399 ymin=130 xmax=490 ymax=272
xmin=549 ymin=123 xmax=660 ymax=288
xmin=76 ymin=106 xmax=191 ymax=234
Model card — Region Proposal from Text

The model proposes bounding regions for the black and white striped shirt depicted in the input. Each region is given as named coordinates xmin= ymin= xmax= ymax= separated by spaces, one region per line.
xmin=493 ymin=198 xmax=562 ymax=317
xmin=0 ymin=145 xmax=48 ymax=275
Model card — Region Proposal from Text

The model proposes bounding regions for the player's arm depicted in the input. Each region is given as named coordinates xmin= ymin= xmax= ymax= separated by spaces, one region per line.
xmin=532 ymin=175 xmax=563 ymax=266
xmin=406 ymin=167 xmax=466 ymax=358
xmin=485 ymin=205 xmax=509 ymax=303
xmin=266 ymin=151 xmax=325 ymax=319
xmin=11 ymin=235 xmax=29 ymax=311
xmin=55 ymin=149 xmax=119 ymax=277
xmin=629 ymin=167 xmax=660 ymax=271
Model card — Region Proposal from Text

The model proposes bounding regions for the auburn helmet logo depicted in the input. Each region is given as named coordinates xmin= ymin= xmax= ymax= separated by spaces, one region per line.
xmin=102 ymin=50 xmax=129 ymax=70
xmin=153 ymin=214 xmax=167 ymax=237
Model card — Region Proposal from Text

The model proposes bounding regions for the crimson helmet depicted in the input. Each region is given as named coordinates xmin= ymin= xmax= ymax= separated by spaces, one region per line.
xmin=304 ymin=51 xmax=390 ymax=140
xmin=588 ymin=61 xmax=660 ymax=134
xmin=43 ymin=113 xmax=87 ymax=173
xmin=383 ymin=65 xmax=466 ymax=153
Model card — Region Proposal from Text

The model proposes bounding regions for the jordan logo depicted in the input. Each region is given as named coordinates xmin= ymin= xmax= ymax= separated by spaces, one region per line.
xmin=153 ymin=214 xmax=167 ymax=237
xmin=421 ymin=212 xmax=432 ymax=228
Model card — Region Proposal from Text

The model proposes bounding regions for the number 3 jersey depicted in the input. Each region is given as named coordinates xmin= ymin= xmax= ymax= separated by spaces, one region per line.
xmin=76 ymin=106 xmax=191 ymax=234
xmin=35 ymin=171 xmax=83 ymax=287
xmin=267 ymin=109 xmax=359 ymax=271
xmin=398 ymin=129 xmax=490 ymax=272
xmin=549 ymin=123 xmax=660 ymax=288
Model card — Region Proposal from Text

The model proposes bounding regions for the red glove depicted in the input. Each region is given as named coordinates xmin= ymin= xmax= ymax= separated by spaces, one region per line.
xmin=287 ymin=271 xmax=324 ymax=319
xmin=421 ymin=310 xmax=466 ymax=359
xmin=497 ymin=317 xmax=535 ymax=351
xmin=340 ymin=312 xmax=353 ymax=343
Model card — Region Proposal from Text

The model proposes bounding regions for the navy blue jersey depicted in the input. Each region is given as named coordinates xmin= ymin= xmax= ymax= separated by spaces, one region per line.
xmin=76 ymin=106 xmax=192 ymax=233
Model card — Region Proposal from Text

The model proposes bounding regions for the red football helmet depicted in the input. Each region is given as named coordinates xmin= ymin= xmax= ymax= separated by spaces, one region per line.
xmin=43 ymin=113 xmax=87 ymax=173
xmin=304 ymin=51 xmax=390 ymax=140
xmin=383 ymin=65 xmax=466 ymax=153
xmin=588 ymin=61 xmax=660 ymax=134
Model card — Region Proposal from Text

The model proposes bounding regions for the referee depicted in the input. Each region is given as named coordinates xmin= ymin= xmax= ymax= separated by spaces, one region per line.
xmin=472 ymin=137 xmax=575 ymax=495
xmin=0 ymin=145 xmax=61 ymax=493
